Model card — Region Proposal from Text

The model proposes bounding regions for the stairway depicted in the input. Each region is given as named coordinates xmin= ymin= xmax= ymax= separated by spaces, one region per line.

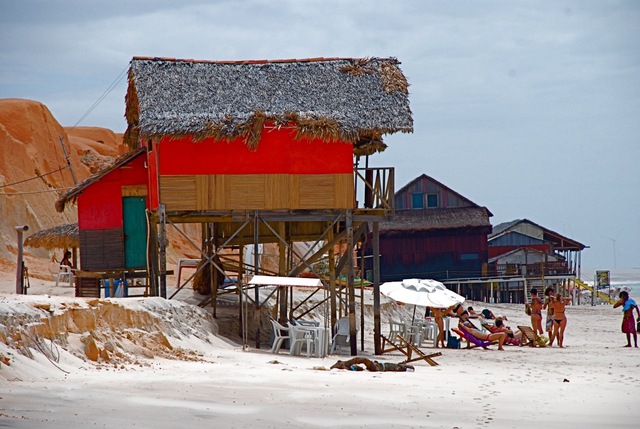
xmin=570 ymin=278 xmax=616 ymax=305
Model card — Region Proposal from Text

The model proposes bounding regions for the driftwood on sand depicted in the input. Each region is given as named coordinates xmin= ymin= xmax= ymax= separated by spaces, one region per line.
xmin=330 ymin=357 xmax=414 ymax=372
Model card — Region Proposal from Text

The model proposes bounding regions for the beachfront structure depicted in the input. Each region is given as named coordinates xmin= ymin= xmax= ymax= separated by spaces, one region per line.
xmin=56 ymin=56 xmax=413 ymax=354
xmin=488 ymin=218 xmax=586 ymax=278
xmin=366 ymin=174 xmax=493 ymax=282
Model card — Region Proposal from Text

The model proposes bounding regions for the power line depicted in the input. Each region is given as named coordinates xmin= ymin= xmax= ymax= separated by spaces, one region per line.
xmin=0 ymin=165 xmax=69 ymax=189
xmin=71 ymin=64 xmax=129 ymax=129
xmin=0 ymin=187 xmax=73 ymax=196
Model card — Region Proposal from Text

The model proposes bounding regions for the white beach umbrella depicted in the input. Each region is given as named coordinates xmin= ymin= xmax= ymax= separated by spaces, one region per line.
xmin=380 ymin=278 xmax=465 ymax=309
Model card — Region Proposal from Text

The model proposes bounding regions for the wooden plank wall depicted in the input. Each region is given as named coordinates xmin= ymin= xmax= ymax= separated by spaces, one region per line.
xmin=80 ymin=228 xmax=125 ymax=270
xmin=159 ymin=174 xmax=354 ymax=211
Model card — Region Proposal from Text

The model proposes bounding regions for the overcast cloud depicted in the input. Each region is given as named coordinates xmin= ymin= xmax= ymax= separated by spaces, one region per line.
xmin=1 ymin=0 xmax=639 ymax=271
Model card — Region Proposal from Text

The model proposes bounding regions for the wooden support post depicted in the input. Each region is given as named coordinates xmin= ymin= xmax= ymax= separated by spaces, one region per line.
xmin=212 ymin=223 xmax=219 ymax=318
xmin=373 ymin=221 xmax=381 ymax=355
xmin=159 ymin=204 xmax=167 ymax=298
xmin=328 ymin=225 xmax=337 ymax=327
xmin=238 ymin=245 xmax=244 ymax=338
xmin=278 ymin=222 xmax=287 ymax=322
xmin=148 ymin=212 xmax=159 ymax=296
xmin=253 ymin=211 xmax=260 ymax=349
xmin=346 ymin=210 xmax=357 ymax=356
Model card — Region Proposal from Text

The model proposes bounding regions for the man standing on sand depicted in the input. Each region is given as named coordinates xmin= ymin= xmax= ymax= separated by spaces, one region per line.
xmin=530 ymin=288 xmax=543 ymax=336
xmin=613 ymin=291 xmax=640 ymax=348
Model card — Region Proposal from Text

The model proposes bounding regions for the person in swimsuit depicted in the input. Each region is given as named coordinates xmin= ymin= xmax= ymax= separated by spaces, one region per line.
xmin=549 ymin=292 xmax=572 ymax=347
xmin=431 ymin=307 xmax=446 ymax=348
xmin=459 ymin=320 xmax=506 ymax=350
xmin=613 ymin=290 xmax=640 ymax=347
xmin=530 ymin=288 xmax=543 ymax=336
xmin=486 ymin=318 xmax=522 ymax=346
xmin=449 ymin=303 xmax=470 ymax=324
xmin=542 ymin=287 xmax=555 ymax=347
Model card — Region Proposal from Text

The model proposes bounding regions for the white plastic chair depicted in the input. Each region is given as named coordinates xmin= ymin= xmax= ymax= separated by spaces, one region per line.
xmin=56 ymin=265 xmax=74 ymax=287
xmin=288 ymin=323 xmax=316 ymax=357
xmin=388 ymin=319 xmax=408 ymax=341
xmin=269 ymin=319 xmax=290 ymax=353
xmin=330 ymin=316 xmax=352 ymax=354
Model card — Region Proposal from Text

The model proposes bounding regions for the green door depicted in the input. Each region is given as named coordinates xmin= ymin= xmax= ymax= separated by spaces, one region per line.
xmin=123 ymin=197 xmax=147 ymax=269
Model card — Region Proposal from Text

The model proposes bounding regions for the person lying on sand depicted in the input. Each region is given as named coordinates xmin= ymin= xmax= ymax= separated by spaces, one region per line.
xmin=331 ymin=357 xmax=414 ymax=372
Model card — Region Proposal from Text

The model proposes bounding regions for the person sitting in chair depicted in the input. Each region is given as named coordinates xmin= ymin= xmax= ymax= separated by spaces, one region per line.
xmin=448 ymin=303 xmax=470 ymax=324
xmin=459 ymin=320 xmax=506 ymax=351
xmin=486 ymin=318 xmax=522 ymax=346
xmin=60 ymin=250 xmax=74 ymax=269
xmin=467 ymin=307 xmax=480 ymax=318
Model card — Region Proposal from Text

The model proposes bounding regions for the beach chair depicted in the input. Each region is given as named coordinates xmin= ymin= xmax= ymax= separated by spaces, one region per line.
xmin=269 ymin=319 xmax=290 ymax=354
xmin=330 ymin=316 xmax=351 ymax=354
xmin=451 ymin=327 xmax=496 ymax=349
xmin=517 ymin=326 xmax=547 ymax=347
xmin=288 ymin=323 xmax=317 ymax=357
xmin=381 ymin=334 xmax=441 ymax=366
xmin=55 ymin=265 xmax=74 ymax=287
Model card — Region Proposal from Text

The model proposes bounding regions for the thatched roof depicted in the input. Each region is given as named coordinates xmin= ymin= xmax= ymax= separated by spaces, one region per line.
xmin=124 ymin=57 xmax=413 ymax=155
xmin=55 ymin=147 xmax=146 ymax=212
xmin=24 ymin=223 xmax=79 ymax=250
xmin=379 ymin=207 xmax=492 ymax=234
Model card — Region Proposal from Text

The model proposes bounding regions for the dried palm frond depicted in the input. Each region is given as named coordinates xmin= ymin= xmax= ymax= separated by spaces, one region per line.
xmin=340 ymin=58 xmax=375 ymax=76
xmin=379 ymin=61 xmax=410 ymax=94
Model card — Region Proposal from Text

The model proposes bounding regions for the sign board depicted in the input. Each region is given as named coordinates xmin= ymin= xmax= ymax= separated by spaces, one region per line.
xmin=596 ymin=270 xmax=610 ymax=288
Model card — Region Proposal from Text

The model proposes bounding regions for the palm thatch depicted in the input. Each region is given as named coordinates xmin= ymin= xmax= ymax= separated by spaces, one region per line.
xmin=55 ymin=147 xmax=146 ymax=212
xmin=380 ymin=207 xmax=493 ymax=234
xmin=24 ymin=223 xmax=79 ymax=250
xmin=124 ymin=56 xmax=413 ymax=154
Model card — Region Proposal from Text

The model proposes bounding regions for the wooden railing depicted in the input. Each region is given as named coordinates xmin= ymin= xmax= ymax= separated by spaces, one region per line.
xmin=491 ymin=261 xmax=574 ymax=277
xmin=354 ymin=167 xmax=394 ymax=210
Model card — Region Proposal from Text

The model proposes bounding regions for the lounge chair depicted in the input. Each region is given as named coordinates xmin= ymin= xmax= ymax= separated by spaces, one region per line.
xmin=381 ymin=334 xmax=441 ymax=366
xmin=451 ymin=327 xmax=496 ymax=349
xmin=517 ymin=326 xmax=548 ymax=347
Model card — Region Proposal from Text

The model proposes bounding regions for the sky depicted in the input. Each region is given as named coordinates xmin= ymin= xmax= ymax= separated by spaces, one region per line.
xmin=1 ymin=0 xmax=639 ymax=272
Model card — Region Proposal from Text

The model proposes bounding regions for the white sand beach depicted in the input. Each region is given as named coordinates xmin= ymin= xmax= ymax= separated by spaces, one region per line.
xmin=1 ymin=273 xmax=639 ymax=429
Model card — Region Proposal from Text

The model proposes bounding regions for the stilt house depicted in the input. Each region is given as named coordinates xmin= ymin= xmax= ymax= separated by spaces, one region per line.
xmin=56 ymin=56 xmax=413 ymax=354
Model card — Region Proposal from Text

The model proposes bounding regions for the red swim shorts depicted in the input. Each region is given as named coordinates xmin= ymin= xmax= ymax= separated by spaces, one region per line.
xmin=622 ymin=317 xmax=636 ymax=334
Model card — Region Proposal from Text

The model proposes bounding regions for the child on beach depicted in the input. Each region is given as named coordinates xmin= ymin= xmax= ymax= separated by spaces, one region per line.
xmin=613 ymin=291 xmax=640 ymax=348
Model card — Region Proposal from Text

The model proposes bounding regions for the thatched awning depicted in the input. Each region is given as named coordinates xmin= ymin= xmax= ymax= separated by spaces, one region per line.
xmin=24 ymin=223 xmax=79 ymax=250
xmin=380 ymin=207 xmax=492 ymax=234
xmin=125 ymin=56 xmax=414 ymax=154
xmin=55 ymin=147 xmax=146 ymax=212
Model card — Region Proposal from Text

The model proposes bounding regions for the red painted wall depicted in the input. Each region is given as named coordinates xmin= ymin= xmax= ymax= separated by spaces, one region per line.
xmin=488 ymin=244 xmax=550 ymax=259
xmin=156 ymin=128 xmax=354 ymax=175
xmin=78 ymin=155 xmax=148 ymax=230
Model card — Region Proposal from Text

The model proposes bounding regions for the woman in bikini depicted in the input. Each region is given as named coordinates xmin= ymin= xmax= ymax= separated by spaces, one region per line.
xmin=542 ymin=287 xmax=555 ymax=347
xmin=430 ymin=307 xmax=447 ymax=348
xmin=458 ymin=319 xmax=506 ymax=350
xmin=549 ymin=292 xmax=572 ymax=347
xmin=449 ymin=303 xmax=470 ymax=324
xmin=530 ymin=288 xmax=543 ymax=336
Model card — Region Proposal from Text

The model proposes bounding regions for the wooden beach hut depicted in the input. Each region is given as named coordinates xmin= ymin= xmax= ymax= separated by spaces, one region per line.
xmin=57 ymin=56 xmax=413 ymax=354
xmin=367 ymin=174 xmax=493 ymax=282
